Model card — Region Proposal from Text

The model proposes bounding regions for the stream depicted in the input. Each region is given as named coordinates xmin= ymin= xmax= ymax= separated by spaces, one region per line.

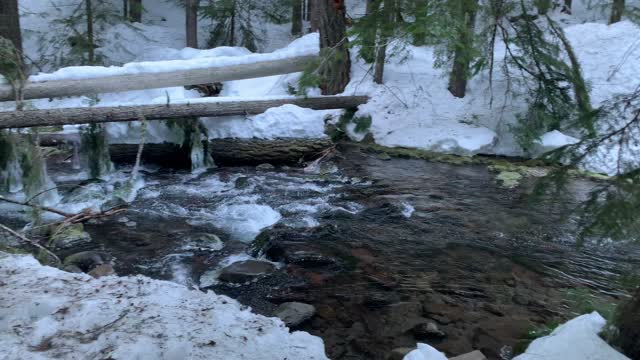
xmin=2 ymin=144 xmax=639 ymax=360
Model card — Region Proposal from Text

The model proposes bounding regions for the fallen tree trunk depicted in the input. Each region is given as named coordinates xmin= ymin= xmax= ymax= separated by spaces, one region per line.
xmin=0 ymin=55 xmax=319 ymax=101
xmin=107 ymin=138 xmax=332 ymax=167
xmin=0 ymin=95 xmax=369 ymax=129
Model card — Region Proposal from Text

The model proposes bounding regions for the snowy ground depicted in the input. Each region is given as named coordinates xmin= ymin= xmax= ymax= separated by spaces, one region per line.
xmin=0 ymin=252 xmax=328 ymax=360
xmin=404 ymin=312 xmax=629 ymax=360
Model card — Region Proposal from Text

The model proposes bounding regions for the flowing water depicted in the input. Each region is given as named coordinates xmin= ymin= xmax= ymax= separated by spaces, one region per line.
xmin=2 ymin=144 xmax=639 ymax=360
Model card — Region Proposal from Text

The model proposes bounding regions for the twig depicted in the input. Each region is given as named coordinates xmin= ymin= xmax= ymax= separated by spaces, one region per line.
xmin=0 ymin=222 xmax=61 ymax=265
xmin=0 ymin=195 xmax=73 ymax=217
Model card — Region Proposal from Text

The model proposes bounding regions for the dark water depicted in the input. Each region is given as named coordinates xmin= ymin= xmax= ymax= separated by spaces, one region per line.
xmin=3 ymin=145 xmax=639 ymax=360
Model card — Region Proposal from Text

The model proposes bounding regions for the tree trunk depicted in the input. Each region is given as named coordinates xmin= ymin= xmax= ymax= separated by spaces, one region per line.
xmin=0 ymin=95 xmax=369 ymax=129
xmin=123 ymin=0 xmax=128 ymax=18
xmin=615 ymin=288 xmax=640 ymax=359
xmin=292 ymin=0 xmax=303 ymax=37
xmin=85 ymin=0 xmax=95 ymax=64
xmin=562 ymin=0 xmax=572 ymax=14
xmin=0 ymin=55 xmax=319 ymax=101
xmin=309 ymin=0 xmax=320 ymax=32
xmin=360 ymin=0 xmax=379 ymax=63
xmin=373 ymin=0 xmax=394 ymax=84
xmin=129 ymin=0 xmax=142 ymax=22
xmin=186 ymin=0 xmax=199 ymax=48
xmin=535 ymin=0 xmax=552 ymax=15
xmin=229 ymin=3 xmax=236 ymax=46
xmin=0 ymin=0 xmax=23 ymax=55
xmin=609 ymin=0 xmax=625 ymax=24
xmin=316 ymin=0 xmax=351 ymax=95
xmin=448 ymin=0 xmax=477 ymax=98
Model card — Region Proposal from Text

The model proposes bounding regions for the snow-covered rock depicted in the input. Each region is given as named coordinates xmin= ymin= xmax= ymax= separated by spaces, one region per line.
xmin=0 ymin=253 xmax=328 ymax=360
xmin=513 ymin=312 xmax=630 ymax=360
xmin=403 ymin=343 xmax=448 ymax=360
xmin=531 ymin=130 xmax=580 ymax=157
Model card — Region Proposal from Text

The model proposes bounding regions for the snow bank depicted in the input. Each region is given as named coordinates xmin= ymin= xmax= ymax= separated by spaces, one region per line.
xmin=403 ymin=343 xmax=447 ymax=360
xmin=513 ymin=312 xmax=629 ymax=360
xmin=28 ymin=33 xmax=319 ymax=83
xmin=0 ymin=253 xmax=328 ymax=360
xmin=204 ymin=104 xmax=330 ymax=139
xmin=346 ymin=20 xmax=640 ymax=159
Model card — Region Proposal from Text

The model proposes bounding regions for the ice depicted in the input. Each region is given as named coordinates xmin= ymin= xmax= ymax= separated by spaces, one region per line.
xmin=513 ymin=312 xmax=630 ymax=360
xmin=0 ymin=253 xmax=328 ymax=360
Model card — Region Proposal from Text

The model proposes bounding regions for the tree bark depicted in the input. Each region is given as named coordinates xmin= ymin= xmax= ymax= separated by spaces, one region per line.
xmin=186 ymin=0 xmax=199 ymax=48
xmin=0 ymin=55 xmax=320 ymax=101
xmin=448 ymin=0 xmax=477 ymax=98
xmin=0 ymin=95 xmax=369 ymax=129
xmin=615 ymin=288 xmax=640 ymax=359
xmin=292 ymin=0 xmax=303 ymax=37
xmin=562 ymin=0 xmax=572 ymax=14
xmin=0 ymin=0 xmax=23 ymax=54
xmin=609 ymin=0 xmax=625 ymax=24
xmin=209 ymin=138 xmax=333 ymax=165
xmin=316 ymin=0 xmax=351 ymax=95
xmin=85 ymin=0 xmax=95 ymax=64
xmin=123 ymin=0 xmax=128 ymax=18
xmin=308 ymin=0 xmax=320 ymax=32
xmin=130 ymin=0 xmax=142 ymax=22
xmin=373 ymin=0 xmax=394 ymax=84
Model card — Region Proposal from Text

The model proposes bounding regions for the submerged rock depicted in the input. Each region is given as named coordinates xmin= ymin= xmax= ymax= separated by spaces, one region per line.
xmin=63 ymin=251 xmax=111 ymax=272
xmin=187 ymin=233 xmax=224 ymax=251
xmin=218 ymin=260 xmax=276 ymax=283
xmin=274 ymin=302 xmax=316 ymax=327
xmin=412 ymin=321 xmax=447 ymax=339
xmin=234 ymin=176 xmax=251 ymax=189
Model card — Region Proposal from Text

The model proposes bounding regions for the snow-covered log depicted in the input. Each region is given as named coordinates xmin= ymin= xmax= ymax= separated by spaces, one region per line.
xmin=0 ymin=95 xmax=369 ymax=129
xmin=0 ymin=55 xmax=318 ymax=101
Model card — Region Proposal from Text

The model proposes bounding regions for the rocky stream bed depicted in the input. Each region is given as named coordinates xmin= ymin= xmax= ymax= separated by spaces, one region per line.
xmin=2 ymin=144 xmax=639 ymax=360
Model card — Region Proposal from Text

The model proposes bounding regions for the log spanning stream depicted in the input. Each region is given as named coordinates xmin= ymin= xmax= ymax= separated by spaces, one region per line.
xmin=1 ymin=144 xmax=639 ymax=360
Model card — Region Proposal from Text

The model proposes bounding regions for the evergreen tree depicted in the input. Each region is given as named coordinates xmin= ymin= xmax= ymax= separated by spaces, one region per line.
xmin=202 ymin=0 xmax=290 ymax=52
xmin=0 ymin=0 xmax=23 ymax=56
xmin=447 ymin=0 xmax=479 ymax=98
xmin=186 ymin=0 xmax=199 ymax=47
xmin=129 ymin=0 xmax=143 ymax=22
xmin=316 ymin=0 xmax=351 ymax=94
xmin=609 ymin=0 xmax=625 ymax=23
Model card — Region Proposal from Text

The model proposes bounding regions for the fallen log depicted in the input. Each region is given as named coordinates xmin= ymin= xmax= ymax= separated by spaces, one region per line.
xmin=0 ymin=95 xmax=369 ymax=129
xmin=107 ymin=138 xmax=333 ymax=167
xmin=0 ymin=55 xmax=319 ymax=101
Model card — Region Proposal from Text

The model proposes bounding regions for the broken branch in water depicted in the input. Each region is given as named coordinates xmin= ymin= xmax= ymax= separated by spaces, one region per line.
xmin=0 ymin=222 xmax=62 ymax=265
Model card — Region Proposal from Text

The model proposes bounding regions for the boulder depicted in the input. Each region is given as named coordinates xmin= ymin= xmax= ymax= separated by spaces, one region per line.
xmin=63 ymin=251 xmax=111 ymax=272
xmin=48 ymin=224 xmax=94 ymax=257
xmin=218 ymin=260 xmax=276 ymax=283
xmin=274 ymin=302 xmax=316 ymax=327
xmin=88 ymin=264 xmax=116 ymax=278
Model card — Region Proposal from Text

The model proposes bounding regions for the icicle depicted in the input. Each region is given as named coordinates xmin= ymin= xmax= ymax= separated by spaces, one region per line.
xmin=80 ymin=123 xmax=114 ymax=179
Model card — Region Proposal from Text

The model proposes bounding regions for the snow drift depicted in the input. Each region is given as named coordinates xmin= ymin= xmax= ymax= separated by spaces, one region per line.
xmin=0 ymin=253 xmax=328 ymax=360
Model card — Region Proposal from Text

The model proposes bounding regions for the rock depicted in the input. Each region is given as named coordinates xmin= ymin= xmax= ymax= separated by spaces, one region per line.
xmin=412 ymin=321 xmax=447 ymax=339
xmin=48 ymin=224 xmax=94 ymax=257
xmin=235 ymin=176 xmax=251 ymax=189
xmin=274 ymin=302 xmax=316 ymax=327
xmin=63 ymin=251 xmax=111 ymax=272
xmin=63 ymin=264 xmax=83 ymax=273
xmin=377 ymin=152 xmax=392 ymax=161
xmin=449 ymin=350 xmax=487 ymax=360
xmin=187 ymin=233 xmax=224 ymax=251
xmin=482 ymin=303 xmax=505 ymax=317
xmin=100 ymin=196 xmax=128 ymax=212
xmin=284 ymin=250 xmax=337 ymax=267
xmin=125 ymin=221 xmax=137 ymax=227
xmin=512 ymin=293 xmax=530 ymax=306
xmin=388 ymin=347 xmax=415 ymax=360
xmin=256 ymin=163 xmax=275 ymax=171
xmin=218 ymin=260 xmax=276 ymax=283
xmin=88 ymin=264 xmax=116 ymax=278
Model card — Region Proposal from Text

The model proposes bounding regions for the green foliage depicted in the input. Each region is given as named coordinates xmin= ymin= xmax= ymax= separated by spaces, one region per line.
xmin=202 ymin=0 xmax=290 ymax=51
xmin=513 ymin=321 xmax=560 ymax=355
xmin=165 ymin=118 xmax=213 ymax=170
xmin=565 ymin=287 xmax=617 ymax=320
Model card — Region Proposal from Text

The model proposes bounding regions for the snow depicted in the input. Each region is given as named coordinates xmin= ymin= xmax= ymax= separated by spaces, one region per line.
xmin=513 ymin=312 xmax=630 ymax=360
xmin=0 ymin=252 xmax=328 ymax=360
xmin=204 ymin=104 xmax=330 ymax=139
xmin=531 ymin=130 xmax=580 ymax=156
xmin=403 ymin=343 xmax=448 ymax=360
